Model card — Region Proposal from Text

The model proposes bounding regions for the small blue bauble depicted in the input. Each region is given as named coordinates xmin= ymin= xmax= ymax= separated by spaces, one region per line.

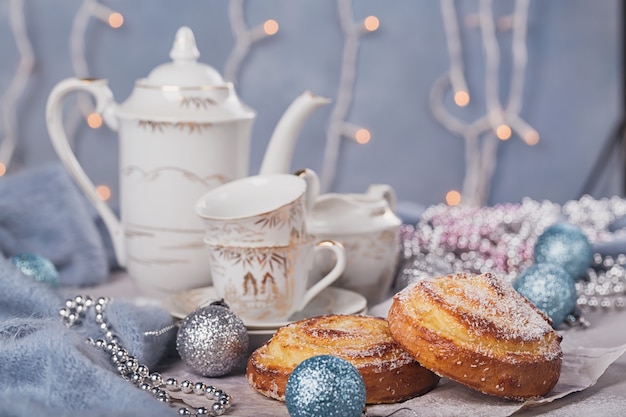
xmin=11 ymin=253 xmax=59 ymax=287
xmin=534 ymin=222 xmax=593 ymax=280
xmin=514 ymin=263 xmax=577 ymax=327
xmin=285 ymin=355 xmax=366 ymax=417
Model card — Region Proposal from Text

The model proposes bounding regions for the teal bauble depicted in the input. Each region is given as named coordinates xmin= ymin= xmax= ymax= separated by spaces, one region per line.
xmin=285 ymin=355 xmax=366 ymax=417
xmin=11 ymin=253 xmax=59 ymax=286
xmin=513 ymin=263 xmax=577 ymax=327
xmin=534 ymin=222 xmax=593 ymax=280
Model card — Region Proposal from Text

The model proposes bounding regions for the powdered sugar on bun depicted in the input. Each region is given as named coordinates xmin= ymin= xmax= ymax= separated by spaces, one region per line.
xmin=388 ymin=273 xmax=563 ymax=400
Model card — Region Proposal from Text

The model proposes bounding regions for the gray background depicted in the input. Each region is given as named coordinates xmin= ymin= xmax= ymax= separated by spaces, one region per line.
xmin=0 ymin=0 xmax=621 ymax=213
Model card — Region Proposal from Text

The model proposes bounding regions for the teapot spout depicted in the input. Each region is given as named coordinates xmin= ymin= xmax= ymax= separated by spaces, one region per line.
xmin=259 ymin=90 xmax=331 ymax=175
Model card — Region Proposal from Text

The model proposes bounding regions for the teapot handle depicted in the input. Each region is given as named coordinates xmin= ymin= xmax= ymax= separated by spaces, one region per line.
xmin=366 ymin=184 xmax=398 ymax=213
xmin=46 ymin=78 xmax=126 ymax=266
xmin=294 ymin=168 xmax=320 ymax=213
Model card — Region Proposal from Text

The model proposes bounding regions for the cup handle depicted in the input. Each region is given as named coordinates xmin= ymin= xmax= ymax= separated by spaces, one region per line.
xmin=45 ymin=77 xmax=126 ymax=266
xmin=298 ymin=240 xmax=345 ymax=311
xmin=294 ymin=168 xmax=320 ymax=213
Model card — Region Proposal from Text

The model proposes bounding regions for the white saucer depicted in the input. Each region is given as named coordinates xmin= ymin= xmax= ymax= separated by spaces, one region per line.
xmin=163 ymin=286 xmax=367 ymax=330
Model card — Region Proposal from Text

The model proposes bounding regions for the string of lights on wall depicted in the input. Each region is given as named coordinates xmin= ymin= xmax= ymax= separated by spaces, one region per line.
xmin=66 ymin=0 xmax=123 ymax=201
xmin=319 ymin=0 xmax=378 ymax=193
xmin=0 ymin=0 xmax=376 ymax=199
xmin=73 ymin=0 xmax=279 ymax=201
xmin=431 ymin=0 xmax=538 ymax=206
xmin=1 ymin=0 xmax=528 ymax=207
xmin=69 ymin=0 xmax=374 ymax=200
xmin=66 ymin=0 xmax=123 ymax=135
xmin=0 ymin=0 xmax=34 ymax=177
xmin=224 ymin=0 xmax=279 ymax=83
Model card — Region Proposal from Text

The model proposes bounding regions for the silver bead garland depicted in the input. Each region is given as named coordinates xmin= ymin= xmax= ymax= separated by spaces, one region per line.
xmin=60 ymin=295 xmax=232 ymax=416
xmin=576 ymin=253 xmax=626 ymax=312
xmin=551 ymin=195 xmax=626 ymax=313
xmin=397 ymin=195 xmax=626 ymax=319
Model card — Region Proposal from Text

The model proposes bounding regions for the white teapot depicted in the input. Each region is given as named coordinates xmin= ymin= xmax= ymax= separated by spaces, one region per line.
xmin=308 ymin=184 xmax=402 ymax=306
xmin=45 ymin=26 xmax=330 ymax=298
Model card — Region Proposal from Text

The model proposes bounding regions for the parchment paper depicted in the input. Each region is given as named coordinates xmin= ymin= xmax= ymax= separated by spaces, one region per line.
xmin=164 ymin=330 xmax=626 ymax=417
xmin=365 ymin=342 xmax=626 ymax=417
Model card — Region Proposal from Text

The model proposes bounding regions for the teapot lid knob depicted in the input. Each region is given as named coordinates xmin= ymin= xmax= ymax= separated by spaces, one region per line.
xmin=140 ymin=26 xmax=226 ymax=87
xmin=170 ymin=26 xmax=200 ymax=62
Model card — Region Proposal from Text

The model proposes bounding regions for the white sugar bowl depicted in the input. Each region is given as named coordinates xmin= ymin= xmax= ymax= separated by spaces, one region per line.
xmin=308 ymin=184 xmax=402 ymax=306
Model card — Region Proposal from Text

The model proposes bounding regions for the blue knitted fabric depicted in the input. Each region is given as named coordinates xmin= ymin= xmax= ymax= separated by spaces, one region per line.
xmin=0 ymin=257 xmax=177 ymax=416
xmin=0 ymin=163 xmax=109 ymax=286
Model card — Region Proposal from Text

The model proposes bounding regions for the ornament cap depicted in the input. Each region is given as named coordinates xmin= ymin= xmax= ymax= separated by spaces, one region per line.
xmin=209 ymin=299 xmax=230 ymax=309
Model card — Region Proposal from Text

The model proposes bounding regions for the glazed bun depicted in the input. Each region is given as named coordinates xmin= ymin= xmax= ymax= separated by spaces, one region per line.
xmin=246 ymin=314 xmax=439 ymax=404
xmin=387 ymin=272 xmax=562 ymax=401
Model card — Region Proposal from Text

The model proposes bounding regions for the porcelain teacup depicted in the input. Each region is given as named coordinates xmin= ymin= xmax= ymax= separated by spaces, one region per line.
xmin=195 ymin=170 xmax=319 ymax=247
xmin=205 ymin=238 xmax=345 ymax=323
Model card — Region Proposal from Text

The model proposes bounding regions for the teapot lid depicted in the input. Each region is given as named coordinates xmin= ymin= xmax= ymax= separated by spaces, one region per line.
xmin=120 ymin=26 xmax=254 ymax=122
xmin=139 ymin=26 xmax=225 ymax=88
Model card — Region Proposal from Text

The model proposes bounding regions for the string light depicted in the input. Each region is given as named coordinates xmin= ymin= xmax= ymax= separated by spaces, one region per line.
xmin=263 ymin=19 xmax=279 ymax=36
xmin=224 ymin=0 xmax=279 ymax=83
xmin=431 ymin=0 xmax=536 ymax=206
xmin=445 ymin=189 xmax=462 ymax=206
xmin=509 ymin=113 xmax=540 ymax=145
xmin=363 ymin=15 xmax=380 ymax=32
xmin=0 ymin=0 xmax=35 ymax=173
xmin=108 ymin=12 xmax=124 ymax=29
xmin=454 ymin=90 xmax=470 ymax=107
xmin=96 ymin=184 xmax=111 ymax=201
xmin=338 ymin=122 xmax=372 ymax=145
xmin=479 ymin=0 xmax=505 ymax=133
xmin=86 ymin=113 xmax=103 ymax=129
xmin=440 ymin=0 xmax=470 ymax=107
xmin=354 ymin=128 xmax=371 ymax=144
xmin=496 ymin=124 xmax=512 ymax=140
xmin=524 ymin=130 xmax=540 ymax=146
xmin=320 ymin=0 xmax=378 ymax=192
xmin=58 ymin=0 xmax=123 ymax=202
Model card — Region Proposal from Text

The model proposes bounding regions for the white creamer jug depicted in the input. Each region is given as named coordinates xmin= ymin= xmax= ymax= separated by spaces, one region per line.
xmin=308 ymin=184 xmax=402 ymax=306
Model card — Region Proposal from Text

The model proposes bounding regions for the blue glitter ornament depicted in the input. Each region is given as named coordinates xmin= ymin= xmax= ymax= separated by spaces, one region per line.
xmin=285 ymin=355 xmax=366 ymax=417
xmin=11 ymin=253 xmax=59 ymax=286
xmin=514 ymin=263 xmax=577 ymax=327
xmin=534 ymin=222 xmax=593 ymax=280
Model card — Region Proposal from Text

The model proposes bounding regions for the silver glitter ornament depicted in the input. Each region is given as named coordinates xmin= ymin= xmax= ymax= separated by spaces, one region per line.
xmin=176 ymin=301 xmax=249 ymax=377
